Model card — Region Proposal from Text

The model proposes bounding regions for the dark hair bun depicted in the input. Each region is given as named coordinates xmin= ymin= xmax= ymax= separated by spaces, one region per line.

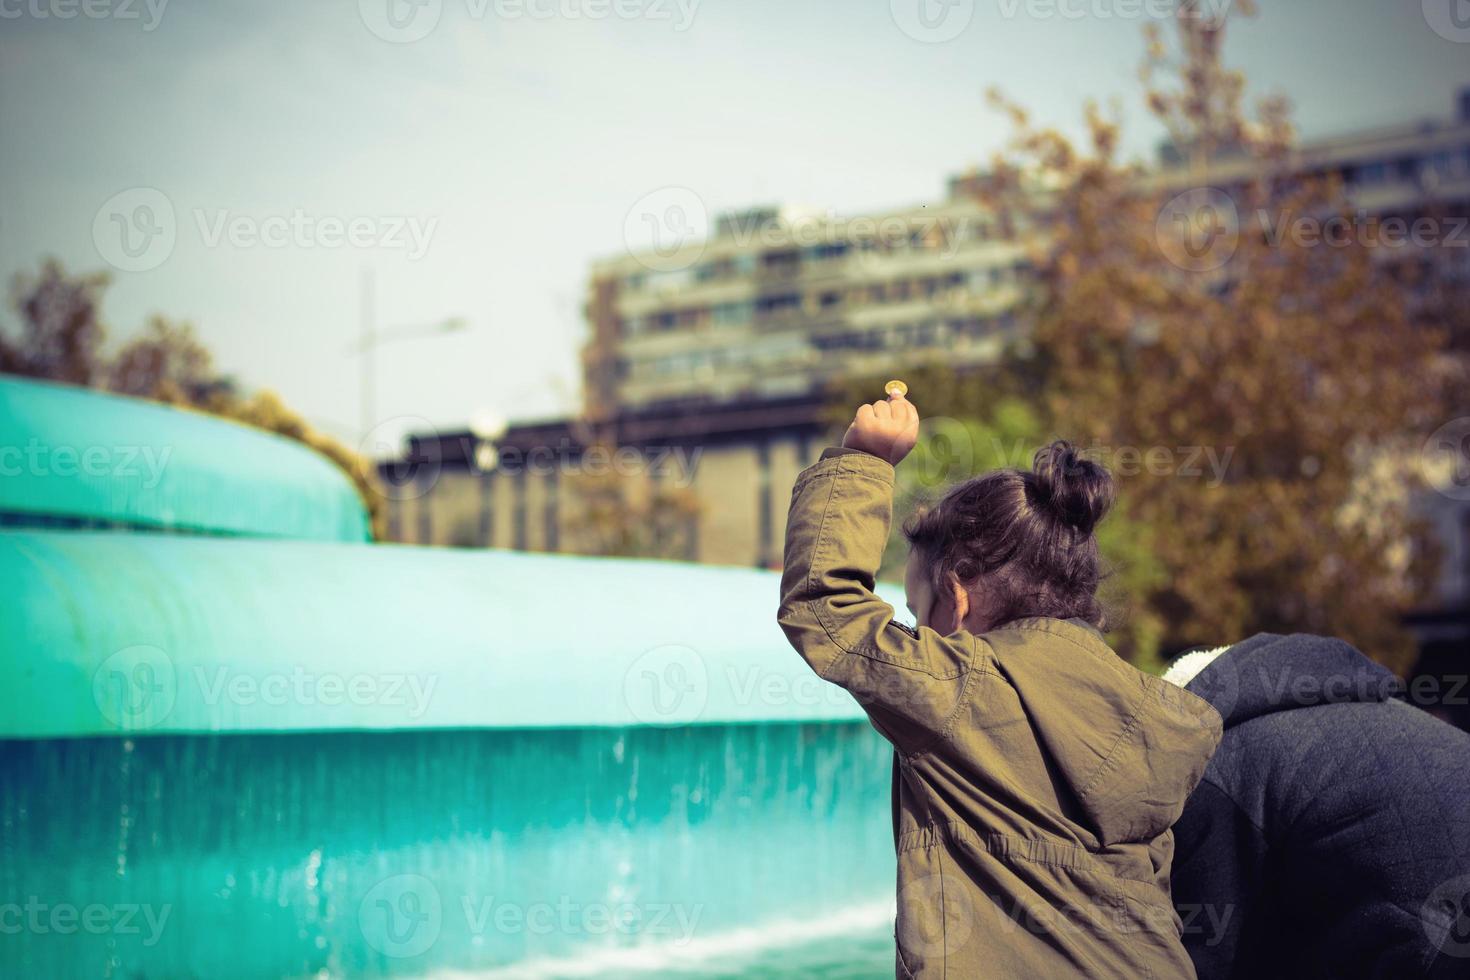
xmin=1031 ymin=440 xmax=1114 ymax=535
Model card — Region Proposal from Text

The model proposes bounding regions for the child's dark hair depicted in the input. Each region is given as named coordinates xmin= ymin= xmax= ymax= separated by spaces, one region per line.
xmin=903 ymin=440 xmax=1115 ymax=630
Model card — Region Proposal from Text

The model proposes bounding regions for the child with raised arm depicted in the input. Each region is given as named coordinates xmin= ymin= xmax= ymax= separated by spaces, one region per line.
xmin=777 ymin=386 xmax=1221 ymax=979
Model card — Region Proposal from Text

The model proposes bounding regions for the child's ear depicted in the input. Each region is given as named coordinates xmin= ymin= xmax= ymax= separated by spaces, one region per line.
xmin=947 ymin=572 xmax=970 ymax=631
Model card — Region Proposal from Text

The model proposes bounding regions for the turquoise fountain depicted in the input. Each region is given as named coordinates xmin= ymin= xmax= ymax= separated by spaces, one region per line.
xmin=0 ymin=376 xmax=896 ymax=978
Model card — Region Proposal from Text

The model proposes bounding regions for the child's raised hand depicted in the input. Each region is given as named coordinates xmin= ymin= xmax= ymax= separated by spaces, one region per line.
xmin=841 ymin=390 xmax=920 ymax=466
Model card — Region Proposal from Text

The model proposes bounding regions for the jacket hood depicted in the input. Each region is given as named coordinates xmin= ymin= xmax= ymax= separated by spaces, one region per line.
xmin=988 ymin=618 xmax=1223 ymax=847
xmin=1183 ymin=632 xmax=1400 ymax=729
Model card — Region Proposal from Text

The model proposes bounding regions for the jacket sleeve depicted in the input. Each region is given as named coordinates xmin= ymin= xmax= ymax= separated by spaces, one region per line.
xmin=777 ymin=447 xmax=977 ymax=754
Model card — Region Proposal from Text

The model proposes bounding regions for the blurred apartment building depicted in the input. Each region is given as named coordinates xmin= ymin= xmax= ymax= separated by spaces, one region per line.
xmin=383 ymin=191 xmax=1034 ymax=566
xmin=579 ymin=199 xmax=1029 ymax=424
xmin=381 ymin=90 xmax=1470 ymax=666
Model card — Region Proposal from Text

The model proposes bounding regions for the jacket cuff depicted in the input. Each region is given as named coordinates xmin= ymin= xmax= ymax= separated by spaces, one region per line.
xmin=797 ymin=446 xmax=896 ymax=486
xmin=819 ymin=446 xmax=876 ymax=463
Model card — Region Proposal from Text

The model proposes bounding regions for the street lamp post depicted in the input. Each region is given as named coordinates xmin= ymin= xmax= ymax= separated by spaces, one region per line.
xmin=356 ymin=268 xmax=466 ymax=443
xmin=469 ymin=412 xmax=509 ymax=548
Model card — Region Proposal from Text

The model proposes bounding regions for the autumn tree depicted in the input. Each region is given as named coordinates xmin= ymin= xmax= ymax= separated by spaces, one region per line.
xmin=963 ymin=0 xmax=1453 ymax=669
xmin=1 ymin=260 xmax=110 ymax=386
xmin=2 ymin=259 xmax=384 ymax=537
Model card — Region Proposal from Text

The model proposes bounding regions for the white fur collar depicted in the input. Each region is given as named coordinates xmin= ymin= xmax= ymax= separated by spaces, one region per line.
xmin=1162 ymin=646 xmax=1232 ymax=688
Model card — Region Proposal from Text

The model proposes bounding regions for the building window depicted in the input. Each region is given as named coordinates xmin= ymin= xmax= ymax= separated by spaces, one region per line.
xmin=544 ymin=470 xmax=559 ymax=552
xmin=416 ymin=471 xmax=434 ymax=544
xmin=756 ymin=441 xmax=773 ymax=568
xmin=713 ymin=301 xmax=753 ymax=326
xmin=694 ymin=258 xmax=731 ymax=282
xmin=762 ymin=250 xmax=801 ymax=276
xmin=478 ymin=470 xmax=495 ymax=547
xmin=386 ymin=498 xmax=402 ymax=542
xmin=1353 ymin=161 xmax=1388 ymax=186
xmin=803 ymin=243 xmax=848 ymax=262
xmin=513 ymin=471 xmax=528 ymax=551
xmin=648 ymin=268 xmax=694 ymax=292
xmin=756 ymin=293 xmax=801 ymax=316
xmin=1424 ymin=148 xmax=1466 ymax=180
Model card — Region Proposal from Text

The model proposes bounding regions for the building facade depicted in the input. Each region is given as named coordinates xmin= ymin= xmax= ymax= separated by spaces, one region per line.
xmin=379 ymin=397 xmax=828 ymax=568
xmin=582 ymin=201 xmax=1030 ymax=423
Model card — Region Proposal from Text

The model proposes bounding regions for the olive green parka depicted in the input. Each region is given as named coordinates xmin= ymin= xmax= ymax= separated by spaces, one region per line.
xmin=778 ymin=448 xmax=1222 ymax=979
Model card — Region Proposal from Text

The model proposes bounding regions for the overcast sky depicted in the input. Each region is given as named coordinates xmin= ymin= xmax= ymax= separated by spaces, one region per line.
xmin=2 ymin=0 xmax=1467 ymax=452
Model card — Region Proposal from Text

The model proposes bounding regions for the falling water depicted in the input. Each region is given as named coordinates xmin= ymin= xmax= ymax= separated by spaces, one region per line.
xmin=0 ymin=722 xmax=896 ymax=977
